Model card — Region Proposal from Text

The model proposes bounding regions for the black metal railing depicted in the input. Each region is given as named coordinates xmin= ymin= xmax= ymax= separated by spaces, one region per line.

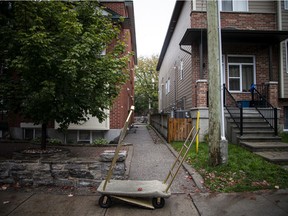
xmin=223 ymin=84 xmax=243 ymax=135
xmin=251 ymin=86 xmax=278 ymax=136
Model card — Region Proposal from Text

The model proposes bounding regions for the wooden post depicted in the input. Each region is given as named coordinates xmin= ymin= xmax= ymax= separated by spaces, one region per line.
xmin=207 ymin=0 xmax=221 ymax=166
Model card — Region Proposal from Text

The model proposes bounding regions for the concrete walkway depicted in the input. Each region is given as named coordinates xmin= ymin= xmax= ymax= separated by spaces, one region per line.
xmin=126 ymin=124 xmax=197 ymax=193
xmin=1 ymin=124 xmax=288 ymax=216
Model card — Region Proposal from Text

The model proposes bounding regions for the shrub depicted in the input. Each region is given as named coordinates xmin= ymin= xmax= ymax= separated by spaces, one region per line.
xmin=93 ymin=138 xmax=108 ymax=145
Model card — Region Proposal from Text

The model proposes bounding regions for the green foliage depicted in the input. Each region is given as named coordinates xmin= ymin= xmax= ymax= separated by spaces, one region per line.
xmin=93 ymin=138 xmax=108 ymax=145
xmin=48 ymin=138 xmax=62 ymax=145
xmin=0 ymin=2 xmax=131 ymax=149
xmin=0 ymin=1 xmax=130 ymax=132
xmin=134 ymin=55 xmax=159 ymax=115
xmin=171 ymin=141 xmax=288 ymax=192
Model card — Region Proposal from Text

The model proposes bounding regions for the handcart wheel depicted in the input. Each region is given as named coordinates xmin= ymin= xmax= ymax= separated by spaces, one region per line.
xmin=152 ymin=197 xmax=165 ymax=209
xmin=99 ymin=195 xmax=112 ymax=208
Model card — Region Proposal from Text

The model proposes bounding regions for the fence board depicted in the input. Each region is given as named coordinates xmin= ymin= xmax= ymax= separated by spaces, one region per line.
xmin=168 ymin=118 xmax=192 ymax=142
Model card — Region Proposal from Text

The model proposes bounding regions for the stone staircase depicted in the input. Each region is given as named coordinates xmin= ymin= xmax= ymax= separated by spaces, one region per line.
xmin=225 ymin=108 xmax=288 ymax=165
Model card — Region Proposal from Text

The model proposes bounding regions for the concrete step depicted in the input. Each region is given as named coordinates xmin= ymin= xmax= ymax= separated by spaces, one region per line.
xmin=228 ymin=118 xmax=269 ymax=123
xmin=255 ymin=151 xmax=288 ymax=165
xmin=235 ymin=131 xmax=275 ymax=137
xmin=240 ymin=141 xmax=288 ymax=152
xmin=238 ymin=136 xmax=281 ymax=143
xmin=233 ymin=128 xmax=274 ymax=133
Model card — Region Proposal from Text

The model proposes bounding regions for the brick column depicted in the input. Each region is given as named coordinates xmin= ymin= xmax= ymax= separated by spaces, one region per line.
xmin=196 ymin=80 xmax=208 ymax=107
xmin=266 ymin=81 xmax=278 ymax=107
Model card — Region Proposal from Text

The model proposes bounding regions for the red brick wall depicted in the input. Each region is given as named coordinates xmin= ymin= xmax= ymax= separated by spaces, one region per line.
xmin=196 ymin=80 xmax=208 ymax=107
xmin=191 ymin=42 xmax=279 ymax=106
xmin=110 ymin=27 xmax=135 ymax=129
xmin=191 ymin=12 xmax=276 ymax=30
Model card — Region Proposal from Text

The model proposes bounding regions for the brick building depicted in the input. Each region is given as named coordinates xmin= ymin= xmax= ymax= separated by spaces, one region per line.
xmin=157 ymin=0 xmax=288 ymax=143
xmin=0 ymin=0 xmax=137 ymax=143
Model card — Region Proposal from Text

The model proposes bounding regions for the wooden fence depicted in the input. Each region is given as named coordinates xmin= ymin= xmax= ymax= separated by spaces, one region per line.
xmin=168 ymin=118 xmax=192 ymax=143
xmin=150 ymin=113 xmax=192 ymax=143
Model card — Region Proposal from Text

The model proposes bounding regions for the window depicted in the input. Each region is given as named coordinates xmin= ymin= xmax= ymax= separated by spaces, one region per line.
xmin=285 ymin=0 xmax=288 ymax=10
xmin=78 ymin=130 xmax=91 ymax=143
xmin=165 ymin=78 xmax=170 ymax=94
xmin=180 ymin=60 xmax=184 ymax=80
xmin=220 ymin=0 xmax=248 ymax=12
xmin=228 ymin=56 xmax=255 ymax=92
xmin=23 ymin=128 xmax=41 ymax=140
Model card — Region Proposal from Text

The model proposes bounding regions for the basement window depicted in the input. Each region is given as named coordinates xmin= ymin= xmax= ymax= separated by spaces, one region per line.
xmin=78 ymin=130 xmax=92 ymax=143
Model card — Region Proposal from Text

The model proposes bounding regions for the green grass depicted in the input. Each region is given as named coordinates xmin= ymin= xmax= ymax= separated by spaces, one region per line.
xmin=171 ymin=141 xmax=288 ymax=192
xmin=280 ymin=132 xmax=288 ymax=143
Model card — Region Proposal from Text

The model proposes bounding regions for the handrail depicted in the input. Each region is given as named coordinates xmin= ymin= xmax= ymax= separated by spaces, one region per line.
xmin=223 ymin=84 xmax=243 ymax=135
xmin=251 ymin=86 xmax=278 ymax=135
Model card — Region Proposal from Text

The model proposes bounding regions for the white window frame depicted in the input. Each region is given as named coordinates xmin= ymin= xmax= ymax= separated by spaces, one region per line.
xmin=227 ymin=55 xmax=256 ymax=93
xmin=285 ymin=0 xmax=288 ymax=10
xmin=23 ymin=128 xmax=41 ymax=140
xmin=220 ymin=0 xmax=248 ymax=12
xmin=281 ymin=39 xmax=288 ymax=73
xmin=222 ymin=55 xmax=226 ymax=84
xmin=77 ymin=130 xmax=92 ymax=143
xmin=180 ymin=60 xmax=184 ymax=80
xmin=165 ymin=81 xmax=168 ymax=95
xmin=166 ymin=78 xmax=170 ymax=95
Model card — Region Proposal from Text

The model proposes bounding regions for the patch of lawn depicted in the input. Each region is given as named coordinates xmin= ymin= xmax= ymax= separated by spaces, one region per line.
xmin=280 ymin=132 xmax=288 ymax=143
xmin=171 ymin=141 xmax=288 ymax=192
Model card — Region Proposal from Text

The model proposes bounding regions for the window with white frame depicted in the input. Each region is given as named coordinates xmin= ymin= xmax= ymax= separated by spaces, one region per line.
xmin=285 ymin=0 xmax=288 ymax=10
xmin=165 ymin=81 xmax=168 ymax=94
xmin=165 ymin=78 xmax=171 ymax=94
xmin=180 ymin=60 xmax=184 ymax=80
xmin=78 ymin=130 xmax=91 ymax=143
xmin=220 ymin=0 xmax=248 ymax=12
xmin=23 ymin=128 xmax=41 ymax=140
xmin=228 ymin=56 xmax=255 ymax=92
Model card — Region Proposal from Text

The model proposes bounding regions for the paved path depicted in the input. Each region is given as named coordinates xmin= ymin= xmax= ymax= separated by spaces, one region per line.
xmin=125 ymin=124 xmax=197 ymax=194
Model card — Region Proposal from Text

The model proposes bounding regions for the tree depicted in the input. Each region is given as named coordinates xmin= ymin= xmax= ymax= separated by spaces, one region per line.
xmin=134 ymin=55 xmax=159 ymax=116
xmin=0 ymin=2 xmax=130 ymax=149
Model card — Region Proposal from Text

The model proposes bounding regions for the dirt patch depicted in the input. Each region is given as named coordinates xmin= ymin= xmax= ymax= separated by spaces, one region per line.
xmin=147 ymin=126 xmax=165 ymax=144
xmin=0 ymin=141 xmax=128 ymax=160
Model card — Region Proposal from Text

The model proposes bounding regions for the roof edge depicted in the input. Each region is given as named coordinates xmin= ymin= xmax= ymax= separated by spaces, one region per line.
xmin=156 ymin=0 xmax=185 ymax=71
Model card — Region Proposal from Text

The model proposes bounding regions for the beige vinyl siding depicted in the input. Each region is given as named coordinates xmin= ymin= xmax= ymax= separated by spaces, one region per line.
xmin=249 ymin=1 xmax=276 ymax=13
xmin=194 ymin=0 xmax=275 ymax=13
xmin=282 ymin=0 xmax=288 ymax=29
xmin=282 ymin=42 xmax=288 ymax=98
xmin=158 ymin=1 xmax=192 ymax=112
xmin=282 ymin=0 xmax=288 ymax=98
xmin=195 ymin=0 xmax=206 ymax=11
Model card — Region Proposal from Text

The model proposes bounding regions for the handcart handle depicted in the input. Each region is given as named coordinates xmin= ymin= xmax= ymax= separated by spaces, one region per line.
xmin=102 ymin=106 xmax=134 ymax=191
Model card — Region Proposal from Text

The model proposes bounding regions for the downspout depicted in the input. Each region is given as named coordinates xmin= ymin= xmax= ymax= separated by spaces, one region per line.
xmin=200 ymin=38 xmax=204 ymax=79
xmin=269 ymin=45 xmax=273 ymax=81
xmin=278 ymin=0 xmax=285 ymax=98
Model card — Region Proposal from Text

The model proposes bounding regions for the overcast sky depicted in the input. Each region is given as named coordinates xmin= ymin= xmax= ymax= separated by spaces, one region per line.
xmin=134 ymin=0 xmax=175 ymax=57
